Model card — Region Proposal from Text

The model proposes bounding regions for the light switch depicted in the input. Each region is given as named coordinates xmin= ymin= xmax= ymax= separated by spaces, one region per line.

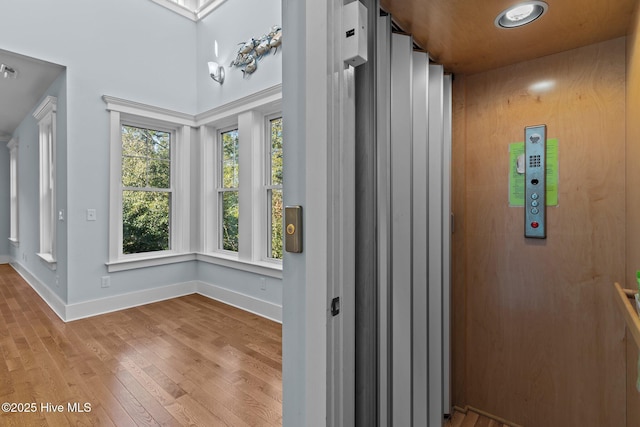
xmin=87 ymin=209 xmax=97 ymax=221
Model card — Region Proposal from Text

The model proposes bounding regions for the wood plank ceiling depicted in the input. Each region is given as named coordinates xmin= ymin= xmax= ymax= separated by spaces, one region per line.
xmin=380 ymin=0 xmax=638 ymax=74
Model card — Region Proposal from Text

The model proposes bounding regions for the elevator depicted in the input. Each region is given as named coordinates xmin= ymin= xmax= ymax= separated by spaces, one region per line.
xmin=354 ymin=8 xmax=453 ymax=426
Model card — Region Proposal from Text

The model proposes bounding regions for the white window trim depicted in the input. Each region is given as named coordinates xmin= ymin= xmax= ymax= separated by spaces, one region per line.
xmin=7 ymin=137 xmax=19 ymax=246
xmin=199 ymin=89 xmax=283 ymax=268
xmin=149 ymin=0 xmax=227 ymax=21
xmin=104 ymin=96 xmax=191 ymax=273
xmin=33 ymin=96 xmax=57 ymax=270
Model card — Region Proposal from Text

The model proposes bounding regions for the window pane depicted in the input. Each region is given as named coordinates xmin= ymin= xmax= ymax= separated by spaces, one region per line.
xmin=122 ymin=125 xmax=171 ymax=188
xmin=270 ymin=188 xmax=283 ymax=259
xmin=148 ymin=159 xmax=171 ymax=188
xmin=221 ymin=129 xmax=239 ymax=188
xmin=149 ymin=131 xmax=170 ymax=160
xmin=270 ymin=118 xmax=283 ymax=185
xmin=123 ymin=190 xmax=170 ymax=254
xmin=122 ymin=125 xmax=143 ymax=156
xmin=122 ymin=156 xmax=146 ymax=187
xmin=222 ymin=191 xmax=239 ymax=252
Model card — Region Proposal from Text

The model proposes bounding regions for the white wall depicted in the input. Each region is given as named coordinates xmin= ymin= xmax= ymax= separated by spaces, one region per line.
xmin=196 ymin=0 xmax=282 ymax=112
xmin=0 ymin=0 xmax=283 ymax=316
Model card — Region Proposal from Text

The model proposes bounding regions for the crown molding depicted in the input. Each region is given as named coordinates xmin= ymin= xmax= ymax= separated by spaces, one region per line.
xmin=195 ymin=83 xmax=282 ymax=126
xmin=102 ymin=95 xmax=196 ymax=126
xmin=32 ymin=96 xmax=57 ymax=122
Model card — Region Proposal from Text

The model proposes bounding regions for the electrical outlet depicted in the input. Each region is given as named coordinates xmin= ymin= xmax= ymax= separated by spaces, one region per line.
xmin=87 ymin=209 xmax=97 ymax=221
xmin=260 ymin=277 xmax=266 ymax=291
xmin=101 ymin=276 xmax=110 ymax=288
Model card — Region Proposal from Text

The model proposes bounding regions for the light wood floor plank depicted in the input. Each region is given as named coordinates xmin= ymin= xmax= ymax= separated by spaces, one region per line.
xmin=450 ymin=411 xmax=466 ymax=427
xmin=448 ymin=407 xmax=522 ymax=427
xmin=0 ymin=264 xmax=282 ymax=426
xmin=461 ymin=411 xmax=480 ymax=427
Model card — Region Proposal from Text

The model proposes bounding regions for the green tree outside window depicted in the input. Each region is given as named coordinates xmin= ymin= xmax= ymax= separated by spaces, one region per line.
xmin=121 ymin=125 xmax=171 ymax=254
xmin=221 ymin=129 xmax=239 ymax=252
xmin=269 ymin=118 xmax=283 ymax=259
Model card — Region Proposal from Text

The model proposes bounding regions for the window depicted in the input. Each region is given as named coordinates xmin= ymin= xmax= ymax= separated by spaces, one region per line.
xmin=266 ymin=116 xmax=283 ymax=259
xmin=104 ymin=96 xmax=191 ymax=272
xmin=7 ymin=137 xmax=18 ymax=245
xmin=121 ymin=124 xmax=172 ymax=254
xmin=198 ymin=88 xmax=283 ymax=270
xmin=33 ymin=96 xmax=57 ymax=268
xmin=218 ymin=127 xmax=240 ymax=252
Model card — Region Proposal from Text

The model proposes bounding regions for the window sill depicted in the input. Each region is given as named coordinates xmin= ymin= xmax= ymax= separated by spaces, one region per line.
xmin=196 ymin=252 xmax=282 ymax=278
xmin=106 ymin=252 xmax=196 ymax=272
xmin=105 ymin=251 xmax=282 ymax=278
xmin=36 ymin=252 xmax=57 ymax=271
xmin=8 ymin=238 xmax=19 ymax=247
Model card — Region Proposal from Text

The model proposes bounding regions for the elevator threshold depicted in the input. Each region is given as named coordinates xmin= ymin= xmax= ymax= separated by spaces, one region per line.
xmin=447 ymin=406 xmax=523 ymax=427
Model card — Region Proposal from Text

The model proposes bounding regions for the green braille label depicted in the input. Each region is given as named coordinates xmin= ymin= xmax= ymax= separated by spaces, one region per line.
xmin=637 ymin=355 xmax=640 ymax=392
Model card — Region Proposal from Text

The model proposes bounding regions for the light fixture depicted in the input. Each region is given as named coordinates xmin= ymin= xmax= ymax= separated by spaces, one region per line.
xmin=0 ymin=63 xmax=18 ymax=79
xmin=208 ymin=61 xmax=224 ymax=84
xmin=495 ymin=1 xmax=548 ymax=29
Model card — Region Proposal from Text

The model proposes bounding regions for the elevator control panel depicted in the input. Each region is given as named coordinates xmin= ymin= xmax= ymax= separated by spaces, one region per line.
xmin=285 ymin=206 xmax=303 ymax=253
xmin=524 ymin=125 xmax=546 ymax=239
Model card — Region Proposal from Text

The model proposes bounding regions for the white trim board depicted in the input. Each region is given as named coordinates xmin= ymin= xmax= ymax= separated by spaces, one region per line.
xmin=10 ymin=262 xmax=67 ymax=321
xmin=65 ymin=281 xmax=198 ymax=321
xmin=9 ymin=263 xmax=282 ymax=323
xmin=196 ymin=281 xmax=282 ymax=323
xmin=103 ymin=84 xmax=282 ymax=129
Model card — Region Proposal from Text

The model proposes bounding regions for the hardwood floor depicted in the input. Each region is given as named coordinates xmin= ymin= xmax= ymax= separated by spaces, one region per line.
xmin=0 ymin=264 xmax=282 ymax=426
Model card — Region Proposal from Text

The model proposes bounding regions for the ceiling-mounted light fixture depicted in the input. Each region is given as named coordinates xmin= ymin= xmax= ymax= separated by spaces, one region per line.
xmin=495 ymin=1 xmax=548 ymax=29
xmin=0 ymin=63 xmax=18 ymax=79
xmin=208 ymin=61 xmax=225 ymax=84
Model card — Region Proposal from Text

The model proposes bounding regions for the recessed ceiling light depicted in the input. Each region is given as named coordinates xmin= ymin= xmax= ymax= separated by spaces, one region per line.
xmin=495 ymin=1 xmax=548 ymax=29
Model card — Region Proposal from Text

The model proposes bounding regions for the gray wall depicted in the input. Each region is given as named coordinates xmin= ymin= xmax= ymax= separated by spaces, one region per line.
xmin=8 ymin=72 xmax=68 ymax=301
xmin=196 ymin=0 xmax=282 ymax=112
xmin=0 ymin=139 xmax=8 ymax=259
xmin=282 ymin=0 xmax=307 ymax=424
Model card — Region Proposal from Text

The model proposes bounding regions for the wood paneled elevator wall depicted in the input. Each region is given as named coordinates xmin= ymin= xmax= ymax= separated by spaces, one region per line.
xmin=452 ymin=37 xmax=627 ymax=426
xmin=626 ymin=3 xmax=640 ymax=426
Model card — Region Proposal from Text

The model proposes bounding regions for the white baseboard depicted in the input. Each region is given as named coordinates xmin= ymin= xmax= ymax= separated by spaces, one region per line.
xmin=196 ymin=281 xmax=282 ymax=323
xmin=0 ymin=255 xmax=12 ymax=264
xmin=6 ymin=264 xmax=282 ymax=324
xmin=65 ymin=281 xmax=198 ymax=321
xmin=10 ymin=261 xmax=67 ymax=322
xmin=65 ymin=281 xmax=281 ymax=322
